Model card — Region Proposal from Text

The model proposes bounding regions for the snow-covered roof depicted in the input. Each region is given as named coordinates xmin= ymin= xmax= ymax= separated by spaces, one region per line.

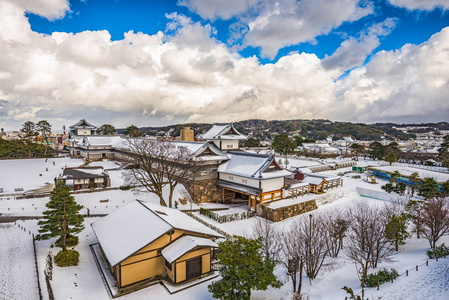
xmin=216 ymin=179 xmax=262 ymax=196
xmin=161 ymin=236 xmax=218 ymax=264
xmin=60 ymin=167 xmax=107 ymax=180
xmin=91 ymin=200 xmax=223 ymax=266
xmin=369 ymin=165 xmax=449 ymax=183
xmin=69 ymin=119 xmax=97 ymax=130
xmin=113 ymin=139 xmax=228 ymax=162
xmin=218 ymin=151 xmax=292 ymax=179
xmin=302 ymin=176 xmax=326 ymax=185
xmin=285 ymin=182 xmax=310 ymax=190
xmin=200 ymin=123 xmax=247 ymax=141
xmin=81 ymin=136 xmax=123 ymax=147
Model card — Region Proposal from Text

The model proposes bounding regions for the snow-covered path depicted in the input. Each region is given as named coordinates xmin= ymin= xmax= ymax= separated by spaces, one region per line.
xmin=0 ymin=223 xmax=38 ymax=300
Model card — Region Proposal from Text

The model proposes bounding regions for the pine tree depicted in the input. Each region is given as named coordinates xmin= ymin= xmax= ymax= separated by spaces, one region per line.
xmin=384 ymin=151 xmax=397 ymax=165
xmin=418 ymin=177 xmax=440 ymax=199
xmin=385 ymin=214 xmax=410 ymax=251
xmin=208 ymin=236 xmax=281 ymax=300
xmin=36 ymin=181 xmax=85 ymax=252
xmin=36 ymin=120 xmax=52 ymax=156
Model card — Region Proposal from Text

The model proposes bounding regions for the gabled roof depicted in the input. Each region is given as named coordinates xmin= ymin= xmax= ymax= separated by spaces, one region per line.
xmin=91 ymin=200 xmax=223 ymax=266
xmin=80 ymin=135 xmax=123 ymax=147
xmin=161 ymin=236 xmax=218 ymax=264
xmin=114 ymin=139 xmax=229 ymax=162
xmin=60 ymin=167 xmax=107 ymax=180
xmin=200 ymin=123 xmax=247 ymax=140
xmin=69 ymin=119 xmax=97 ymax=130
xmin=218 ymin=151 xmax=292 ymax=179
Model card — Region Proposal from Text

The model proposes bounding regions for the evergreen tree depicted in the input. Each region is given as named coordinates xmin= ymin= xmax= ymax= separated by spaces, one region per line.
xmin=36 ymin=120 xmax=52 ymax=156
xmin=385 ymin=214 xmax=410 ymax=251
xmin=98 ymin=124 xmax=116 ymax=135
xmin=36 ymin=181 xmax=85 ymax=252
xmin=407 ymin=172 xmax=421 ymax=196
xmin=19 ymin=121 xmax=37 ymax=158
xmin=208 ymin=236 xmax=281 ymax=300
xmin=441 ymin=180 xmax=449 ymax=197
xmin=369 ymin=142 xmax=386 ymax=160
xmin=384 ymin=151 xmax=397 ymax=165
xmin=405 ymin=199 xmax=425 ymax=239
xmin=272 ymin=134 xmax=296 ymax=156
xmin=418 ymin=177 xmax=440 ymax=199
xmin=244 ymin=137 xmax=261 ymax=147
xmin=124 ymin=125 xmax=141 ymax=137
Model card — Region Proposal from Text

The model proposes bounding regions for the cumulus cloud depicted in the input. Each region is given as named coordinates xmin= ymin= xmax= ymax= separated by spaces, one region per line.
xmin=181 ymin=0 xmax=373 ymax=59
xmin=334 ymin=27 xmax=449 ymax=122
xmin=177 ymin=0 xmax=258 ymax=21
xmin=15 ymin=0 xmax=70 ymax=20
xmin=0 ymin=0 xmax=448 ymax=131
xmin=322 ymin=18 xmax=397 ymax=72
xmin=387 ymin=0 xmax=449 ymax=11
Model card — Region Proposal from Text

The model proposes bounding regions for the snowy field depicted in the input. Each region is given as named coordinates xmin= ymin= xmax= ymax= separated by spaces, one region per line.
xmin=0 ymin=222 xmax=38 ymax=300
xmin=1 ymin=157 xmax=449 ymax=300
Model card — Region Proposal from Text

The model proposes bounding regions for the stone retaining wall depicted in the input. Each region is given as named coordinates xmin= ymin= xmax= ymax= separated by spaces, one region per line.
xmin=256 ymin=199 xmax=318 ymax=222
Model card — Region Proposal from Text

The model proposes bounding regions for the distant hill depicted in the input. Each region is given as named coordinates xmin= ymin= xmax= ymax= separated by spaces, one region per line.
xmin=117 ymin=120 xmax=449 ymax=141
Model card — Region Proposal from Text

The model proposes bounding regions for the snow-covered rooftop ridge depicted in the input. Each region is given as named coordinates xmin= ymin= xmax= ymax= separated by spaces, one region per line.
xmin=218 ymin=151 xmax=292 ymax=179
xmin=69 ymin=119 xmax=97 ymax=129
xmin=82 ymin=135 xmax=123 ymax=146
xmin=140 ymin=201 xmax=224 ymax=238
xmin=161 ymin=236 xmax=218 ymax=264
xmin=91 ymin=201 xmax=172 ymax=267
xmin=199 ymin=123 xmax=247 ymax=140
xmin=91 ymin=200 xmax=224 ymax=266
xmin=113 ymin=139 xmax=228 ymax=161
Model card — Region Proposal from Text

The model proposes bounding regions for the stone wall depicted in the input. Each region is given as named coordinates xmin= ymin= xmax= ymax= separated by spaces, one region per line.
xmin=256 ymin=199 xmax=318 ymax=222
xmin=185 ymin=178 xmax=221 ymax=204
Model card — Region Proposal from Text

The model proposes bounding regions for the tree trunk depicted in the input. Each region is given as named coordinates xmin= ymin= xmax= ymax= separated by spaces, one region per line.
xmin=61 ymin=234 xmax=67 ymax=252
xmin=158 ymin=194 xmax=167 ymax=207
xmin=297 ymin=262 xmax=303 ymax=296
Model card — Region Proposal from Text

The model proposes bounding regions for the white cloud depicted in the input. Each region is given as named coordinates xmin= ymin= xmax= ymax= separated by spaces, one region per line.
xmin=177 ymin=0 xmax=258 ymax=21
xmin=0 ymin=0 xmax=448 ymax=131
xmin=180 ymin=0 xmax=373 ymax=59
xmin=387 ymin=0 xmax=449 ymax=11
xmin=334 ymin=27 xmax=449 ymax=122
xmin=322 ymin=18 xmax=397 ymax=72
xmin=15 ymin=0 xmax=70 ymax=20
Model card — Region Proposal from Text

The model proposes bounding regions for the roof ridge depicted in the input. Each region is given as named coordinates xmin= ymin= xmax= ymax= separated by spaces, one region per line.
xmin=136 ymin=200 xmax=174 ymax=229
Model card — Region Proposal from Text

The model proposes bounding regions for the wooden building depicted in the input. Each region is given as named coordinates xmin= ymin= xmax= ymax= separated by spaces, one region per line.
xmin=91 ymin=200 xmax=223 ymax=290
xmin=59 ymin=166 xmax=111 ymax=190
xmin=217 ymin=151 xmax=292 ymax=210
xmin=199 ymin=123 xmax=247 ymax=151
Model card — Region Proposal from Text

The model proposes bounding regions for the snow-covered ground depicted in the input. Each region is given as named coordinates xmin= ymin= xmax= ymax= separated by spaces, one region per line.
xmin=1 ymin=157 xmax=449 ymax=300
xmin=0 ymin=222 xmax=38 ymax=300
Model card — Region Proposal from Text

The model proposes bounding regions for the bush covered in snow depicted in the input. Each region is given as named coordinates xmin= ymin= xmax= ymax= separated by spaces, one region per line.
xmin=426 ymin=243 xmax=449 ymax=259
xmin=54 ymin=249 xmax=79 ymax=267
xmin=364 ymin=268 xmax=399 ymax=288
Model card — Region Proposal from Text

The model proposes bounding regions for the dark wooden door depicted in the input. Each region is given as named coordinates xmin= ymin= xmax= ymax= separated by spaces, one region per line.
xmin=186 ymin=257 xmax=202 ymax=280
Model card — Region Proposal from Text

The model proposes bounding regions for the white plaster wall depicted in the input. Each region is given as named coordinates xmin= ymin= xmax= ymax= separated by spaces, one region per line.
xmin=261 ymin=177 xmax=284 ymax=193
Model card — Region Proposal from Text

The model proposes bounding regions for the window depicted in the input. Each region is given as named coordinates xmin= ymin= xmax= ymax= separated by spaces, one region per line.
xmin=242 ymin=179 xmax=247 ymax=184
xmin=227 ymin=144 xmax=233 ymax=148
xmin=228 ymin=176 xmax=234 ymax=181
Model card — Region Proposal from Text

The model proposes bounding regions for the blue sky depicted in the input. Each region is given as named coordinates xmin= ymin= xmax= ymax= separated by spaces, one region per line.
xmin=27 ymin=0 xmax=449 ymax=62
xmin=0 ymin=0 xmax=449 ymax=130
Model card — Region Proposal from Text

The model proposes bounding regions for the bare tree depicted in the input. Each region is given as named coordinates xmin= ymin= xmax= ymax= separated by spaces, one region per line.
xmin=345 ymin=202 xmax=395 ymax=299
xmin=275 ymin=226 xmax=305 ymax=295
xmin=252 ymin=217 xmax=277 ymax=260
xmin=121 ymin=138 xmax=199 ymax=207
xmin=421 ymin=197 xmax=449 ymax=248
xmin=301 ymin=214 xmax=328 ymax=282
xmin=321 ymin=209 xmax=349 ymax=258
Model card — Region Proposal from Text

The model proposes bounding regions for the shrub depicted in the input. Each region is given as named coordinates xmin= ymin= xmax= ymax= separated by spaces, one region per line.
xmin=54 ymin=249 xmax=79 ymax=267
xmin=119 ymin=185 xmax=131 ymax=191
xmin=55 ymin=235 xmax=79 ymax=248
xmin=365 ymin=268 xmax=399 ymax=287
xmin=427 ymin=243 xmax=449 ymax=259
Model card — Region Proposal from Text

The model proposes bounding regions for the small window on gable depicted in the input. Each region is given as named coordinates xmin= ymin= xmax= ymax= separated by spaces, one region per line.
xmin=229 ymin=176 xmax=233 ymax=181
xmin=242 ymin=179 xmax=247 ymax=184
xmin=227 ymin=144 xmax=233 ymax=148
